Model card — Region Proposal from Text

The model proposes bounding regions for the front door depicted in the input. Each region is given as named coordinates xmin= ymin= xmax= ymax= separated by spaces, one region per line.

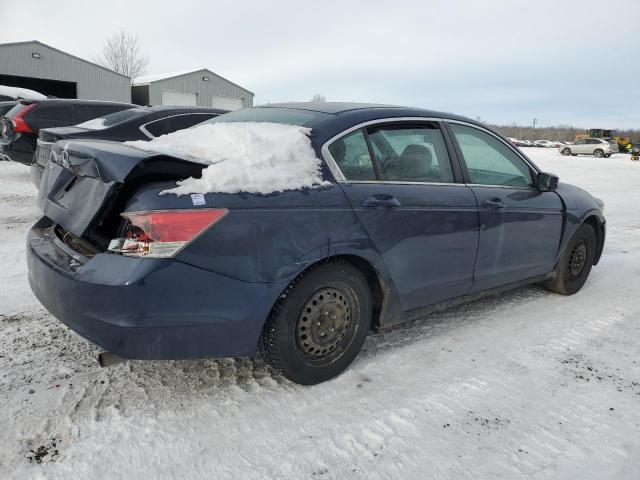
xmin=447 ymin=122 xmax=563 ymax=291
xmin=327 ymin=121 xmax=479 ymax=311
xmin=572 ymin=139 xmax=589 ymax=154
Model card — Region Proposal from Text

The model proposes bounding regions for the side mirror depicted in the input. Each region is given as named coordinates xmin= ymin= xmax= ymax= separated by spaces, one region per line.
xmin=537 ymin=172 xmax=559 ymax=192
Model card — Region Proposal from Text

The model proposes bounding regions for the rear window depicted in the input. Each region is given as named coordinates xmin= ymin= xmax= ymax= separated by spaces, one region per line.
xmin=195 ymin=107 xmax=332 ymax=128
xmin=76 ymin=107 xmax=148 ymax=130
xmin=144 ymin=113 xmax=218 ymax=137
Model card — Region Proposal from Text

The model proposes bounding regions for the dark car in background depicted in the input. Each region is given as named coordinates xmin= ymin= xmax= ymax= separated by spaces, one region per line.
xmin=27 ymin=103 xmax=606 ymax=385
xmin=0 ymin=99 xmax=135 ymax=165
xmin=31 ymin=105 xmax=227 ymax=186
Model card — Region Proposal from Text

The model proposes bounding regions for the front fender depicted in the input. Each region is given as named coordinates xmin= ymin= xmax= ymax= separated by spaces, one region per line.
xmin=556 ymin=180 xmax=606 ymax=265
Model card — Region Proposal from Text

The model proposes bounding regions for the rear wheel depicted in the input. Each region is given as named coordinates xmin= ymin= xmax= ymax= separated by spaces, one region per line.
xmin=561 ymin=148 xmax=571 ymax=156
xmin=544 ymin=223 xmax=596 ymax=295
xmin=259 ymin=261 xmax=372 ymax=385
xmin=594 ymin=149 xmax=604 ymax=158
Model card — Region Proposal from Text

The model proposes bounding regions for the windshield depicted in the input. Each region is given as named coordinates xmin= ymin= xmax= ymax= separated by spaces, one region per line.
xmin=76 ymin=107 xmax=149 ymax=130
xmin=193 ymin=107 xmax=332 ymax=128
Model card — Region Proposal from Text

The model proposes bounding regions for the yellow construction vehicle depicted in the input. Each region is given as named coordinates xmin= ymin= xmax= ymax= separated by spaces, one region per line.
xmin=575 ymin=129 xmax=630 ymax=153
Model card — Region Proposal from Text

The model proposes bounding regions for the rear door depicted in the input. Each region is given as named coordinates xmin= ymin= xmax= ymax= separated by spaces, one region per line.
xmin=447 ymin=122 xmax=563 ymax=291
xmin=327 ymin=120 xmax=479 ymax=311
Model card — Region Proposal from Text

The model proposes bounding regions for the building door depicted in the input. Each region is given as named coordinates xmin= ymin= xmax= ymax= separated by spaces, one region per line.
xmin=212 ymin=95 xmax=244 ymax=111
xmin=161 ymin=90 xmax=197 ymax=106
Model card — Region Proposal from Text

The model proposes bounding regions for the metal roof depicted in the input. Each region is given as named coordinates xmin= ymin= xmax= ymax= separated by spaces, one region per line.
xmin=0 ymin=40 xmax=131 ymax=79
xmin=132 ymin=68 xmax=254 ymax=95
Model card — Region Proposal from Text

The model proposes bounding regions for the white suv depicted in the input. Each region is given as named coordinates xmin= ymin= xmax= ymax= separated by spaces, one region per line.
xmin=559 ymin=138 xmax=617 ymax=158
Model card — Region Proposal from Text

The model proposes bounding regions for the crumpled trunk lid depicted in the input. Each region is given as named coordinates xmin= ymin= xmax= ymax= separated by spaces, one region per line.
xmin=37 ymin=145 xmax=118 ymax=239
xmin=37 ymin=139 xmax=204 ymax=240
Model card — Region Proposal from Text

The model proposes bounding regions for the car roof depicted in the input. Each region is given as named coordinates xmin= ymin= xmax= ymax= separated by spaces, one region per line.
xmin=254 ymin=102 xmax=483 ymax=147
xmin=258 ymin=101 xmax=478 ymax=123
xmin=261 ymin=102 xmax=402 ymax=114
xmin=19 ymin=98 xmax=136 ymax=107
xmin=141 ymin=105 xmax=228 ymax=114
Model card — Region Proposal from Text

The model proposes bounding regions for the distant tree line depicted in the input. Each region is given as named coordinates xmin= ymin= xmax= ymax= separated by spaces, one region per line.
xmin=490 ymin=123 xmax=640 ymax=143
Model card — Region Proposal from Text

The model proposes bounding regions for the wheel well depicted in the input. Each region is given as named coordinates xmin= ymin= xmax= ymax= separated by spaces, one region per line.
xmin=296 ymin=255 xmax=385 ymax=331
xmin=584 ymin=215 xmax=604 ymax=265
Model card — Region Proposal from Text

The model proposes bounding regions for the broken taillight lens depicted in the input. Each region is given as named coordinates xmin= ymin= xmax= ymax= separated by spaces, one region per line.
xmin=108 ymin=209 xmax=227 ymax=258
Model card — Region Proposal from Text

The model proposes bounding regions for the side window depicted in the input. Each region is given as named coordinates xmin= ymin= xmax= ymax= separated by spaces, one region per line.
xmin=35 ymin=106 xmax=71 ymax=122
xmin=328 ymin=129 xmax=376 ymax=181
xmin=450 ymin=124 xmax=533 ymax=187
xmin=143 ymin=118 xmax=170 ymax=137
xmin=575 ymin=139 xmax=586 ymax=145
xmin=367 ymin=124 xmax=453 ymax=183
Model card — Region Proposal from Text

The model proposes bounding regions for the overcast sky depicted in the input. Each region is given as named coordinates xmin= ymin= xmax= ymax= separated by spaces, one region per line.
xmin=2 ymin=0 xmax=639 ymax=128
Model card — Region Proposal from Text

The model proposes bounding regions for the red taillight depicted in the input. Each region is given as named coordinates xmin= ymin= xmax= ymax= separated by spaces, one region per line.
xmin=11 ymin=103 xmax=36 ymax=133
xmin=108 ymin=209 xmax=227 ymax=258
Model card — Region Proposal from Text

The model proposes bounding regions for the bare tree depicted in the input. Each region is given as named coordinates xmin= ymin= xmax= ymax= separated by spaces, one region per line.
xmin=96 ymin=30 xmax=149 ymax=80
xmin=310 ymin=94 xmax=326 ymax=103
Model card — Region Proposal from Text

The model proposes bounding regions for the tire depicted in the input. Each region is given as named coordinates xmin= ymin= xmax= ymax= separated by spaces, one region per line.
xmin=259 ymin=261 xmax=372 ymax=385
xmin=561 ymin=148 xmax=571 ymax=156
xmin=543 ymin=223 xmax=596 ymax=295
xmin=594 ymin=149 xmax=604 ymax=158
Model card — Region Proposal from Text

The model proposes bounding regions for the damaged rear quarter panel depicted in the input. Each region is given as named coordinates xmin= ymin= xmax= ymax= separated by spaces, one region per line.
xmin=123 ymin=183 xmax=389 ymax=284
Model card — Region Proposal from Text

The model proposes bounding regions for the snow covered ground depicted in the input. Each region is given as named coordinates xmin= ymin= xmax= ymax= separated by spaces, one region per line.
xmin=1 ymin=148 xmax=639 ymax=479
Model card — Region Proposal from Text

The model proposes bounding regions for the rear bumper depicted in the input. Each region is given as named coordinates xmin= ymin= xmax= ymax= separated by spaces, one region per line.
xmin=27 ymin=218 xmax=284 ymax=359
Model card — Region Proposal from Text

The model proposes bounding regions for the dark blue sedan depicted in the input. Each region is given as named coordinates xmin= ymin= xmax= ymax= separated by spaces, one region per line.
xmin=27 ymin=103 xmax=605 ymax=384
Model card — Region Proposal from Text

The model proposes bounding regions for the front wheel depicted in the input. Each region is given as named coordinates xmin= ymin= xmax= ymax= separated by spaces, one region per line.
xmin=594 ymin=149 xmax=604 ymax=158
xmin=259 ymin=261 xmax=372 ymax=385
xmin=543 ymin=223 xmax=596 ymax=295
xmin=561 ymin=148 xmax=571 ymax=156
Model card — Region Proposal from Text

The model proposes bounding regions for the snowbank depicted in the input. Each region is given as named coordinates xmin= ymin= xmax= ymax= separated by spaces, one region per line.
xmin=0 ymin=85 xmax=46 ymax=100
xmin=124 ymin=122 xmax=329 ymax=195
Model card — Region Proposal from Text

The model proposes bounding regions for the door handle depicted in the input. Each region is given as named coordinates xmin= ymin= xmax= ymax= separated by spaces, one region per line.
xmin=481 ymin=197 xmax=506 ymax=209
xmin=363 ymin=194 xmax=401 ymax=209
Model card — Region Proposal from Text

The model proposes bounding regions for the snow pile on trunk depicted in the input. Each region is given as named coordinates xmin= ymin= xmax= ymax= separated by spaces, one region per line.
xmin=124 ymin=122 xmax=329 ymax=195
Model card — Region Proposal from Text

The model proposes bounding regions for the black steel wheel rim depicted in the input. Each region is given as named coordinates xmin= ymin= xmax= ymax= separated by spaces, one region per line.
xmin=295 ymin=286 xmax=354 ymax=359
xmin=569 ymin=240 xmax=588 ymax=278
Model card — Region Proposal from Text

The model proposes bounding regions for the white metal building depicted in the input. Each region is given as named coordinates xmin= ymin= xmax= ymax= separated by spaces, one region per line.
xmin=0 ymin=41 xmax=131 ymax=102
xmin=132 ymin=69 xmax=253 ymax=110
